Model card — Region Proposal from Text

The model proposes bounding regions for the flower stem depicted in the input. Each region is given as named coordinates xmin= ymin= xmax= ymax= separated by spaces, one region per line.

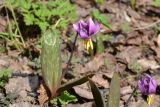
xmin=62 ymin=33 xmax=78 ymax=78
xmin=124 ymin=85 xmax=138 ymax=107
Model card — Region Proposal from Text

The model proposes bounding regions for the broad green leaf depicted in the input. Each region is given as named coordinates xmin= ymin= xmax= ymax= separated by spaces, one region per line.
xmin=153 ymin=0 xmax=160 ymax=7
xmin=58 ymin=74 xmax=94 ymax=93
xmin=41 ymin=29 xmax=62 ymax=98
xmin=93 ymin=9 xmax=112 ymax=30
xmin=108 ymin=73 xmax=120 ymax=107
xmin=89 ymin=78 xmax=106 ymax=107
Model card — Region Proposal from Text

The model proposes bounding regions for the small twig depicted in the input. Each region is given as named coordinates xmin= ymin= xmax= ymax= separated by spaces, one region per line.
xmin=62 ymin=33 xmax=78 ymax=78
xmin=11 ymin=72 xmax=36 ymax=77
xmin=124 ymin=85 xmax=138 ymax=107
xmin=128 ymin=20 xmax=160 ymax=33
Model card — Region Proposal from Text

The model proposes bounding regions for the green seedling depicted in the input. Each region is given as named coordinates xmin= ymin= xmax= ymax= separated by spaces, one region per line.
xmin=128 ymin=62 xmax=142 ymax=74
xmin=96 ymin=33 xmax=105 ymax=54
xmin=105 ymin=34 xmax=113 ymax=42
xmin=51 ymin=91 xmax=77 ymax=106
xmin=0 ymin=68 xmax=11 ymax=88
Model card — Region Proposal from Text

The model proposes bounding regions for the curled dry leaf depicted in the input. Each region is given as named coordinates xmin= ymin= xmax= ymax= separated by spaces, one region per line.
xmin=92 ymin=74 xmax=109 ymax=88
xmin=73 ymin=86 xmax=93 ymax=99
xmin=37 ymin=84 xmax=49 ymax=106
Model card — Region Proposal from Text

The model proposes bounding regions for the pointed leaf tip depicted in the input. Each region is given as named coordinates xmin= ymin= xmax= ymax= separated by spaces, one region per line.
xmin=108 ymin=73 xmax=120 ymax=107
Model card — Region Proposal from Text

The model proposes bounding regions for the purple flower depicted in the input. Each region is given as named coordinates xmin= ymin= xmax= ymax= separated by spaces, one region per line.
xmin=138 ymin=74 xmax=157 ymax=95
xmin=73 ymin=18 xmax=100 ymax=39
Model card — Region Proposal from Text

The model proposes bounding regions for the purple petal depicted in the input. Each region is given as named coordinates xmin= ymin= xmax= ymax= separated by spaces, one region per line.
xmin=149 ymin=79 xmax=157 ymax=94
xmin=79 ymin=30 xmax=89 ymax=39
xmin=88 ymin=18 xmax=100 ymax=36
xmin=138 ymin=80 xmax=147 ymax=95
xmin=138 ymin=74 xmax=157 ymax=95
xmin=73 ymin=20 xmax=87 ymax=33
xmin=73 ymin=18 xmax=100 ymax=39
xmin=79 ymin=20 xmax=88 ymax=28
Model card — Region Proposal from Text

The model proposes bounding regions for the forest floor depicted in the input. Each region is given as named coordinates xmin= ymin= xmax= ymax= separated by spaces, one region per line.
xmin=0 ymin=0 xmax=160 ymax=107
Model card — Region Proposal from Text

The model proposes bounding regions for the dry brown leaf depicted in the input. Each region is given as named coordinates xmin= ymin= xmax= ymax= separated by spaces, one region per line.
xmin=157 ymin=34 xmax=160 ymax=47
xmin=137 ymin=59 xmax=160 ymax=70
xmin=116 ymin=46 xmax=142 ymax=63
xmin=73 ymin=86 xmax=93 ymax=99
xmin=92 ymin=74 xmax=109 ymax=88
xmin=120 ymin=86 xmax=132 ymax=95
xmin=75 ymin=54 xmax=105 ymax=74
xmin=65 ymin=102 xmax=95 ymax=107
xmin=103 ymin=72 xmax=114 ymax=79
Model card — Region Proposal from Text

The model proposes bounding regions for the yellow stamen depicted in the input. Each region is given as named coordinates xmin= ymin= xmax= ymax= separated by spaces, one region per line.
xmin=84 ymin=39 xmax=93 ymax=53
xmin=147 ymin=95 xmax=154 ymax=106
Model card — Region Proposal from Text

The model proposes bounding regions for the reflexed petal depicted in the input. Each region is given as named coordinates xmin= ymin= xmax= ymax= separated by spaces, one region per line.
xmin=149 ymin=79 xmax=157 ymax=94
xmin=73 ymin=23 xmax=79 ymax=32
xmin=89 ymin=18 xmax=100 ymax=36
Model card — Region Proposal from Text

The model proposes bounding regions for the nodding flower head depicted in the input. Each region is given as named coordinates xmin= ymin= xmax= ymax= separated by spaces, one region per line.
xmin=138 ymin=74 xmax=157 ymax=106
xmin=73 ymin=18 xmax=100 ymax=53
xmin=73 ymin=18 xmax=100 ymax=39
xmin=138 ymin=74 xmax=157 ymax=95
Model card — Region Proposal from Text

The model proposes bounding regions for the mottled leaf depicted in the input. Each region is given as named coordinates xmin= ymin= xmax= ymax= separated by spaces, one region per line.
xmin=41 ymin=29 xmax=62 ymax=98
xmin=108 ymin=73 xmax=120 ymax=107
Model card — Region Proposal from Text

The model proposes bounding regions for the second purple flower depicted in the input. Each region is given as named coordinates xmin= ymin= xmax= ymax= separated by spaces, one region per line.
xmin=138 ymin=74 xmax=157 ymax=105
